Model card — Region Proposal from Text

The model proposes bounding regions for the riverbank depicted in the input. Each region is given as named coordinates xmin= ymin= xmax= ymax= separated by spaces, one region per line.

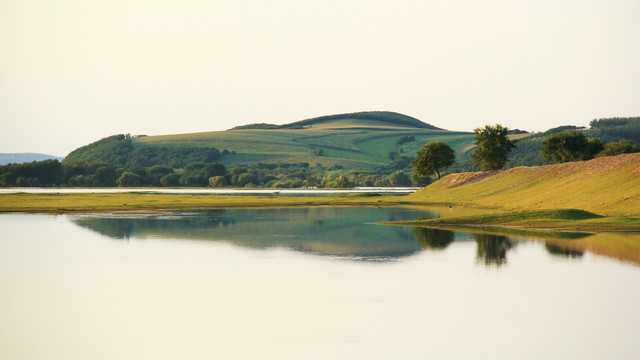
xmin=2 ymin=154 xmax=639 ymax=232
xmin=395 ymin=153 xmax=640 ymax=232
xmin=2 ymin=191 xmax=639 ymax=233
xmin=0 ymin=192 xmax=419 ymax=213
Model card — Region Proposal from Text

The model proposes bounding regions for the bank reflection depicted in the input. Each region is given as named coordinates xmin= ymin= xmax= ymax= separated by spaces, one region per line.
xmin=69 ymin=208 xmax=640 ymax=266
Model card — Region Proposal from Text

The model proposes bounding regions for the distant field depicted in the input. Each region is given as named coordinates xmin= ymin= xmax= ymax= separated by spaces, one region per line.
xmin=134 ymin=125 xmax=476 ymax=168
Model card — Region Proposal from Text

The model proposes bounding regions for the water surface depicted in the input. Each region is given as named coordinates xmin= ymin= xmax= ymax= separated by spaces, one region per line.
xmin=1 ymin=207 xmax=639 ymax=359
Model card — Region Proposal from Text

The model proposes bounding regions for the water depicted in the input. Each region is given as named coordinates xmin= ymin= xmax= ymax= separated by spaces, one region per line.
xmin=0 ymin=187 xmax=418 ymax=195
xmin=1 ymin=207 xmax=639 ymax=359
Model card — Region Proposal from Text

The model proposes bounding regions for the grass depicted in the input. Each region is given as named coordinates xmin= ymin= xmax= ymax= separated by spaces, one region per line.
xmin=408 ymin=153 xmax=640 ymax=216
xmin=0 ymin=192 xmax=418 ymax=213
xmin=387 ymin=208 xmax=640 ymax=232
xmin=391 ymin=153 xmax=640 ymax=232
xmin=134 ymin=123 xmax=476 ymax=168
xmin=3 ymin=154 xmax=639 ymax=233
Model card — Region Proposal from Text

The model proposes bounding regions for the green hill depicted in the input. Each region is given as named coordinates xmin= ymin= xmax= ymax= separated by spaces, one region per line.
xmin=231 ymin=111 xmax=441 ymax=130
xmin=64 ymin=111 xmax=473 ymax=170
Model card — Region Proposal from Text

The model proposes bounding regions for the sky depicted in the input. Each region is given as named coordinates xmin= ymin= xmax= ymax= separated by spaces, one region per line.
xmin=1 ymin=0 xmax=639 ymax=157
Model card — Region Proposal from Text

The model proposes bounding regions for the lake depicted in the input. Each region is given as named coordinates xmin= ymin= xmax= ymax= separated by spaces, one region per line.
xmin=0 ymin=187 xmax=418 ymax=195
xmin=1 ymin=207 xmax=639 ymax=359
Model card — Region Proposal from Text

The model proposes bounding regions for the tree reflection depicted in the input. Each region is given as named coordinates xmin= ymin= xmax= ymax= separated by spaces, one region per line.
xmin=413 ymin=227 xmax=455 ymax=250
xmin=472 ymin=233 xmax=514 ymax=266
xmin=545 ymin=243 xmax=584 ymax=259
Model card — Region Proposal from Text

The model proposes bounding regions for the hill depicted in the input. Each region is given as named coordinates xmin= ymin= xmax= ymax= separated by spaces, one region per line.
xmin=0 ymin=153 xmax=63 ymax=165
xmin=65 ymin=111 xmax=473 ymax=170
xmin=409 ymin=153 xmax=640 ymax=217
xmin=231 ymin=111 xmax=441 ymax=130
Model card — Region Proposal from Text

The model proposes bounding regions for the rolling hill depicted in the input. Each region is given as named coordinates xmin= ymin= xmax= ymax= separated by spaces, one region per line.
xmin=64 ymin=111 xmax=475 ymax=169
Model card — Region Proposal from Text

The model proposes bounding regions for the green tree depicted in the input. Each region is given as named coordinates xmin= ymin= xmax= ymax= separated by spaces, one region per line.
xmin=470 ymin=124 xmax=516 ymax=170
xmin=94 ymin=166 xmax=118 ymax=187
xmin=160 ymin=173 xmax=180 ymax=186
xmin=334 ymin=175 xmax=352 ymax=188
xmin=387 ymin=171 xmax=412 ymax=186
xmin=237 ymin=173 xmax=258 ymax=187
xmin=542 ymin=131 xmax=604 ymax=163
xmin=597 ymin=140 xmax=640 ymax=157
xmin=412 ymin=141 xmax=456 ymax=180
xmin=116 ymin=172 xmax=144 ymax=187
xmin=208 ymin=176 xmax=228 ymax=187
xmin=204 ymin=163 xmax=227 ymax=178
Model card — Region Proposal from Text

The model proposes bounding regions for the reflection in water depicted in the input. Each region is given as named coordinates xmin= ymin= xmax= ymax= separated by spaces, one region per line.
xmin=545 ymin=243 xmax=584 ymax=259
xmin=69 ymin=208 xmax=640 ymax=266
xmin=472 ymin=233 xmax=515 ymax=266
xmin=413 ymin=227 xmax=455 ymax=250
xmin=72 ymin=208 xmax=439 ymax=261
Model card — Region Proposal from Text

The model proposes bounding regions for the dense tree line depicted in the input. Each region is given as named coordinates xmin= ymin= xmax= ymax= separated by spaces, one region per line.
xmin=0 ymin=158 xmax=420 ymax=188
xmin=0 ymin=159 xmax=63 ymax=187
xmin=589 ymin=117 xmax=640 ymax=143
xmin=63 ymin=134 xmax=221 ymax=169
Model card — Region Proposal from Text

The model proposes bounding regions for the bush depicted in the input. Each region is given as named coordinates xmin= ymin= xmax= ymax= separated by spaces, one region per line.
xmin=117 ymin=172 xmax=144 ymax=187
xmin=237 ymin=173 xmax=258 ymax=187
xmin=160 ymin=173 xmax=180 ymax=186
xmin=209 ymin=176 xmax=228 ymax=187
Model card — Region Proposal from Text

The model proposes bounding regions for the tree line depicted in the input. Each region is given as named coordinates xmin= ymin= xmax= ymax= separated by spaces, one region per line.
xmin=412 ymin=123 xmax=640 ymax=181
xmin=0 ymin=159 xmax=420 ymax=188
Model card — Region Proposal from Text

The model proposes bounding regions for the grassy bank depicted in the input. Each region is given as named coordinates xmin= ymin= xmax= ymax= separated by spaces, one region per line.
xmin=0 ymin=192 xmax=418 ymax=213
xmin=408 ymin=153 xmax=640 ymax=217
xmin=2 ymin=154 xmax=639 ymax=233
xmin=391 ymin=153 xmax=640 ymax=232
xmin=388 ymin=209 xmax=640 ymax=232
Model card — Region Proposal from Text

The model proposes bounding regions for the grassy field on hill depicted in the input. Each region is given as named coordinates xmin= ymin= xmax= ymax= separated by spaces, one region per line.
xmin=134 ymin=111 xmax=473 ymax=168
xmin=409 ymin=153 xmax=640 ymax=216
xmin=135 ymin=128 xmax=474 ymax=168
xmin=399 ymin=153 xmax=640 ymax=231
xmin=64 ymin=111 xmax=476 ymax=170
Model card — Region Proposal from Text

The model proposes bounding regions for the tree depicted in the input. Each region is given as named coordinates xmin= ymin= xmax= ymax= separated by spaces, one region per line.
xmin=160 ymin=173 xmax=180 ymax=186
xmin=470 ymin=124 xmax=516 ymax=170
xmin=204 ymin=163 xmax=227 ymax=178
xmin=387 ymin=171 xmax=412 ymax=186
xmin=208 ymin=176 xmax=228 ymax=187
xmin=94 ymin=166 xmax=118 ymax=187
xmin=597 ymin=140 xmax=640 ymax=157
xmin=412 ymin=141 xmax=455 ymax=180
xmin=542 ymin=131 xmax=603 ymax=163
xmin=116 ymin=172 xmax=144 ymax=187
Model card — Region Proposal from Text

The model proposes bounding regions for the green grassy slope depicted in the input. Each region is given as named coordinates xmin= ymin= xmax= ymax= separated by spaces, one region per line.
xmin=132 ymin=112 xmax=474 ymax=168
xmin=409 ymin=153 xmax=640 ymax=217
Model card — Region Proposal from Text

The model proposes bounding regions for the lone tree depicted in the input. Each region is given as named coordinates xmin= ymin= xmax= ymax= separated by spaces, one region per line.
xmin=412 ymin=141 xmax=456 ymax=180
xmin=470 ymin=124 xmax=516 ymax=170
xmin=541 ymin=131 xmax=604 ymax=163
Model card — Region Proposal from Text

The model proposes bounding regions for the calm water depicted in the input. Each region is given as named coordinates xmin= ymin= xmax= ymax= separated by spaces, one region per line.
xmin=1 ymin=207 xmax=639 ymax=359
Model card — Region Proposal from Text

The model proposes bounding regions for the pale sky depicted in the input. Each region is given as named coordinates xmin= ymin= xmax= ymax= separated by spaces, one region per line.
xmin=1 ymin=0 xmax=639 ymax=156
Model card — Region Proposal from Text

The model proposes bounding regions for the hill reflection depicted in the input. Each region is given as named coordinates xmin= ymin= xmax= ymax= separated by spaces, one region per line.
xmin=70 ymin=207 xmax=640 ymax=265
xmin=72 ymin=208 xmax=436 ymax=261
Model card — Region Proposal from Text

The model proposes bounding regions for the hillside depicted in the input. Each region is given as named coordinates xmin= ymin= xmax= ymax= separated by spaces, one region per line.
xmin=409 ymin=153 xmax=640 ymax=217
xmin=1 ymin=153 xmax=63 ymax=165
xmin=231 ymin=111 xmax=441 ymax=130
xmin=65 ymin=111 xmax=473 ymax=170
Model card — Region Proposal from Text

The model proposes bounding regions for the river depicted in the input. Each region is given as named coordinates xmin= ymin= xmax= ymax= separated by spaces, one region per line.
xmin=1 ymin=207 xmax=639 ymax=359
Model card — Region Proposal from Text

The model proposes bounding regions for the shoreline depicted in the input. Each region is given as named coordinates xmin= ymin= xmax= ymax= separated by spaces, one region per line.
xmin=1 ymin=192 xmax=639 ymax=233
